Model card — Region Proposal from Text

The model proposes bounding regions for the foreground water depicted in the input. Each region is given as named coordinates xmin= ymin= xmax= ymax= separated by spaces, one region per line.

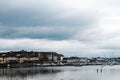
xmin=0 ymin=65 xmax=120 ymax=80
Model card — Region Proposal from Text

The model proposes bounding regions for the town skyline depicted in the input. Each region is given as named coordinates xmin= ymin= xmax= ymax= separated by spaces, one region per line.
xmin=0 ymin=50 xmax=119 ymax=68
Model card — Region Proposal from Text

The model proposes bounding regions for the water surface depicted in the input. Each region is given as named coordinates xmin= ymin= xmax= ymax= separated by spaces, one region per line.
xmin=0 ymin=65 xmax=120 ymax=80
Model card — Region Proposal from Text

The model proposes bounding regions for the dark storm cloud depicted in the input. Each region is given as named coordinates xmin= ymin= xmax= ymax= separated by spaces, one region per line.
xmin=0 ymin=6 xmax=94 ymax=27
xmin=0 ymin=0 xmax=97 ymax=40
xmin=0 ymin=0 xmax=93 ymax=27
xmin=0 ymin=2 xmax=56 ymax=26
xmin=0 ymin=7 xmax=93 ymax=27
xmin=0 ymin=26 xmax=77 ymax=40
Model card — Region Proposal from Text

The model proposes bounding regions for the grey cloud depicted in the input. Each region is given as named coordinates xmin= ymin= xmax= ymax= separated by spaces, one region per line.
xmin=0 ymin=0 xmax=97 ymax=40
xmin=0 ymin=0 xmax=97 ymax=27
xmin=98 ymin=44 xmax=120 ymax=50
xmin=0 ymin=3 xmax=94 ymax=27
xmin=0 ymin=26 xmax=78 ymax=40
xmin=72 ymin=28 xmax=103 ymax=43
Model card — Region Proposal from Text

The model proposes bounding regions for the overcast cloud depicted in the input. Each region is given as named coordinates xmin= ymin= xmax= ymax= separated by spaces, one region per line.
xmin=0 ymin=0 xmax=120 ymax=57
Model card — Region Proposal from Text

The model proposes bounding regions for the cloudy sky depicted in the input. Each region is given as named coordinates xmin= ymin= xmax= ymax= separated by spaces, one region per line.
xmin=0 ymin=0 xmax=120 ymax=57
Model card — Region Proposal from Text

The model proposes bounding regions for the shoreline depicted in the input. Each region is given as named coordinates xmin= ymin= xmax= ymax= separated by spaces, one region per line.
xmin=0 ymin=62 xmax=115 ymax=69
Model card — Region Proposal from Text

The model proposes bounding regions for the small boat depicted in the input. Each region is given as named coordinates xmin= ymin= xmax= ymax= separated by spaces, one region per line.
xmin=74 ymin=64 xmax=83 ymax=67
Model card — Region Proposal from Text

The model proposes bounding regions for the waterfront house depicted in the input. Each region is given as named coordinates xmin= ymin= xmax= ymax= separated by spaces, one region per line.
xmin=63 ymin=57 xmax=79 ymax=63
xmin=57 ymin=54 xmax=64 ymax=62
xmin=0 ymin=50 xmax=64 ymax=66
xmin=39 ymin=52 xmax=64 ymax=63
xmin=79 ymin=58 xmax=88 ymax=64
xmin=0 ymin=53 xmax=8 ymax=63
xmin=28 ymin=52 xmax=39 ymax=63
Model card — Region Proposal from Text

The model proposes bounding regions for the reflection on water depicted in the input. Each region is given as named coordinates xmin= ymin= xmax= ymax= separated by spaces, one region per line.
xmin=0 ymin=66 xmax=120 ymax=80
xmin=0 ymin=68 xmax=62 ymax=76
xmin=0 ymin=67 xmax=62 ymax=80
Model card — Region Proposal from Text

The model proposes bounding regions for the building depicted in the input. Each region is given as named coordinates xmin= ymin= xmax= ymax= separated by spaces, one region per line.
xmin=0 ymin=50 xmax=64 ymax=65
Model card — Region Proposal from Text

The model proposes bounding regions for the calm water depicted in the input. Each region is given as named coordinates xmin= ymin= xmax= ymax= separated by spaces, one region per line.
xmin=0 ymin=65 xmax=120 ymax=80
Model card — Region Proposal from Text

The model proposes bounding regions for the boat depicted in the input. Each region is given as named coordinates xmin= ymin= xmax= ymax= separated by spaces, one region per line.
xmin=74 ymin=63 xmax=83 ymax=67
